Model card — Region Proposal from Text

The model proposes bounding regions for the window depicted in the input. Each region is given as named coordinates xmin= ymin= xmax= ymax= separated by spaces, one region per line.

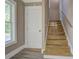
xmin=5 ymin=0 xmax=17 ymax=47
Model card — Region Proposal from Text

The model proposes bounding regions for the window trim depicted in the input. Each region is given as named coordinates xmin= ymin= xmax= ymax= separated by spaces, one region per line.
xmin=5 ymin=0 xmax=17 ymax=47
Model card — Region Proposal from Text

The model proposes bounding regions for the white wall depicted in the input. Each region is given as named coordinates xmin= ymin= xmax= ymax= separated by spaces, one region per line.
xmin=66 ymin=0 xmax=73 ymax=26
xmin=62 ymin=0 xmax=73 ymax=26
xmin=59 ymin=0 xmax=73 ymax=53
xmin=59 ymin=0 xmax=63 ymax=20
xmin=60 ymin=0 xmax=73 ymax=25
xmin=25 ymin=7 xmax=28 ymax=47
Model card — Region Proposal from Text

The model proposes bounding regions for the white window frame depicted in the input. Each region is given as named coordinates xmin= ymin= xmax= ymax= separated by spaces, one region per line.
xmin=5 ymin=0 xmax=17 ymax=47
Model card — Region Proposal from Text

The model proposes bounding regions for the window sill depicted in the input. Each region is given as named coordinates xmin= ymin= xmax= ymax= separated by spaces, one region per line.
xmin=5 ymin=40 xmax=17 ymax=47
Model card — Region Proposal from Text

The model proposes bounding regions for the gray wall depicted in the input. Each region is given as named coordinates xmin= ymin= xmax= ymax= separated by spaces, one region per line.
xmin=59 ymin=0 xmax=73 ymax=53
xmin=49 ymin=0 xmax=60 ymax=21
xmin=5 ymin=0 xmax=25 ymax=54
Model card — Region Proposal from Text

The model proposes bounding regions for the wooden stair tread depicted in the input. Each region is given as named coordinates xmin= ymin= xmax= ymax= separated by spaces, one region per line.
xmin=48 ymin=27 xmax=64 ymax=33
xmin=44 ymin=48 xmax=72 ymax=56
xmin=49 ymin=24 xmax=62 ymax=27
xmin=46 ymin=44 xmax=69 ymax=48
xmin=46 ymin=40 xmax=68 ymax=45
xmin=48 ymin=30 xmax=65 ymax=35
xmin=48 ymin=35 xmax=66 ymax=39
xmin=48 ymin=33 xmax=65 ymax=35
xmin=48 ymin=29 xmax=64 ymax=33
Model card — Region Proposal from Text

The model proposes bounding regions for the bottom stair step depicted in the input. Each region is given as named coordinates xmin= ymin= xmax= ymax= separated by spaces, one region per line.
xmin=44 ymin=48 xmax=72 ymax=56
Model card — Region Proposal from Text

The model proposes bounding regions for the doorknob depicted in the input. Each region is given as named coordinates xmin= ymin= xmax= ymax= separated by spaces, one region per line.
xmin=39 ymin=30 xmax=41 ymax=32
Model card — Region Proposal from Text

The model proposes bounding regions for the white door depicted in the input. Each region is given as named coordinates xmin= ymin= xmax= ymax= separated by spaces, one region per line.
xmin=25 ymin=6 xmax=42 ymax=48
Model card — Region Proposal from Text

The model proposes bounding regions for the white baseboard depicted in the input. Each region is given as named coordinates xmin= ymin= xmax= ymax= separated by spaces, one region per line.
xmin=44 ymin=55 xmax=73 ymax=59
xmin=5 ymin=45 xmax=25 ymax=59
xmin=60 ymin=20 xmax=73 ymax=54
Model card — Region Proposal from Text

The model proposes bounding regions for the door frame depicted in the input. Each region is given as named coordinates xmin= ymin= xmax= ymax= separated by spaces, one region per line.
xmin=24 ymin=0 xmax=49 ymax=52
xmin=42 ymin=0 xmax=49 ymax=53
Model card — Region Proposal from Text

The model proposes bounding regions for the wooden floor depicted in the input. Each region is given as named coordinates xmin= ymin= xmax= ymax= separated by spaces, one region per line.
xmin=44 ymin=21 xmax=72 ymax=56
xmin=10 ymin=21 xmax=72 ymax=59
xmin=11 ymin=48 xmax=43 ymax=59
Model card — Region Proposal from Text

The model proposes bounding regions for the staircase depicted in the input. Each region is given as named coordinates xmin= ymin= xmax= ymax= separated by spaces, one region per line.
xmin=44 ymin=20 xmax=72 ymax=56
